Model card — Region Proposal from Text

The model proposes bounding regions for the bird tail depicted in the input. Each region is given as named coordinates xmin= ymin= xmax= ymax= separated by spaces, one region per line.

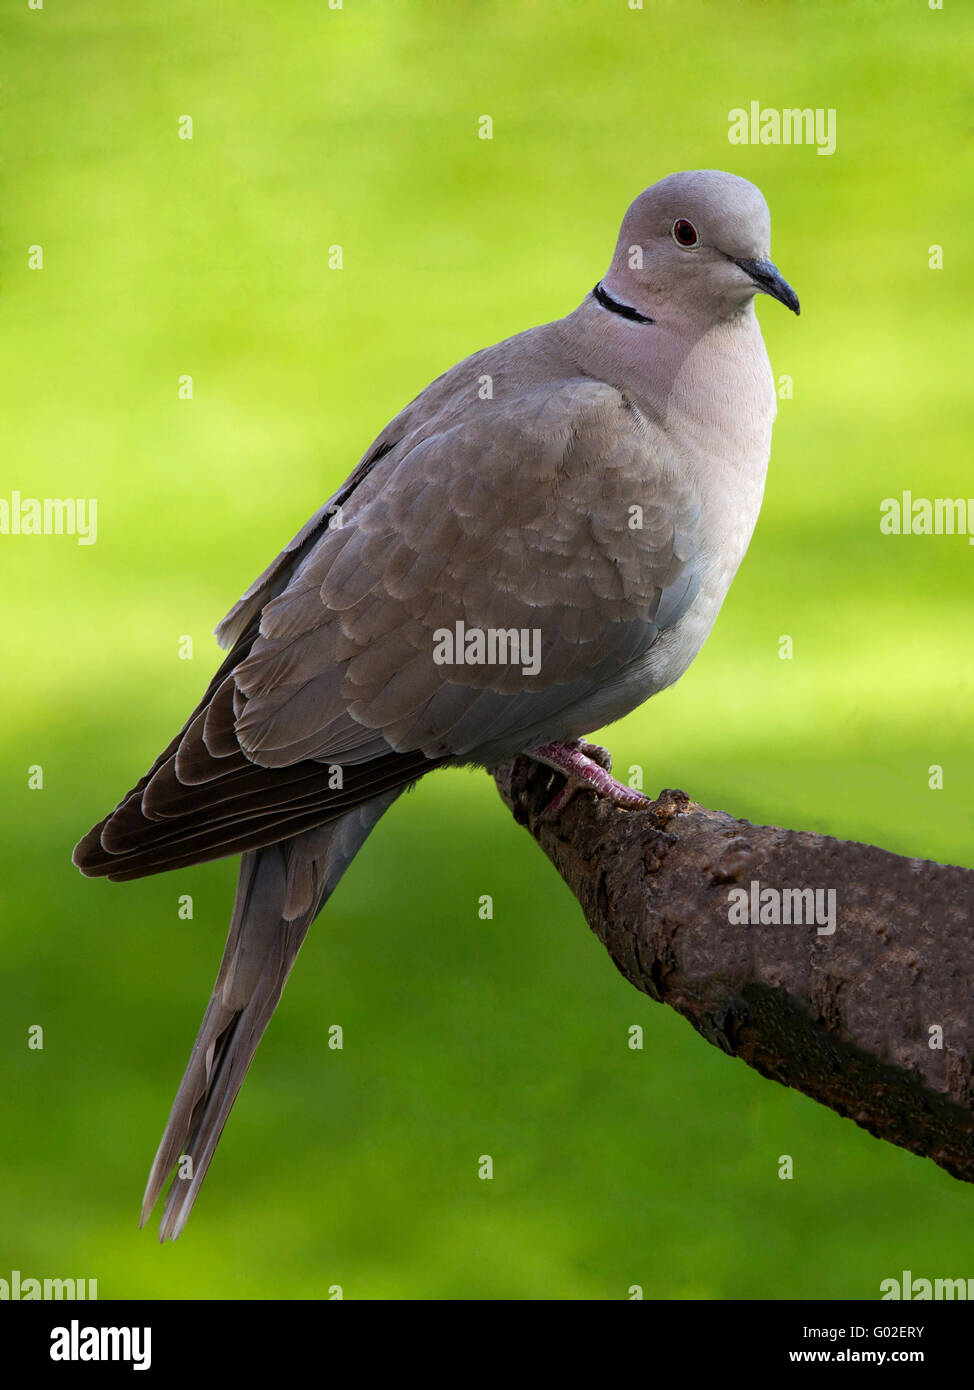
xmin=140 ymin=792 xmax=400 ymax=1241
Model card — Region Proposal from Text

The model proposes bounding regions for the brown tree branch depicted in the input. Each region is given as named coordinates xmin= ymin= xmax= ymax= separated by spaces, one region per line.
xmin=494 ymin=756 xmax=974 ymax=1184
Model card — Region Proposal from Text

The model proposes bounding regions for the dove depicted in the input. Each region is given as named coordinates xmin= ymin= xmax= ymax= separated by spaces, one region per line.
xmin=74 ymin=169 xmax=799 ymax=1239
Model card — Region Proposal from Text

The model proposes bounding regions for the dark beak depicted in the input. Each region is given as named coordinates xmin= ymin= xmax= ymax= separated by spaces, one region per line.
xmin=733 ymin=257 xmax=800 ymax=315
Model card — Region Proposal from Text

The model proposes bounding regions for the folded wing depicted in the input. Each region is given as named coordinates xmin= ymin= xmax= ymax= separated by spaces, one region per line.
xmin=74 ymin=378 xmax=701 ymax=880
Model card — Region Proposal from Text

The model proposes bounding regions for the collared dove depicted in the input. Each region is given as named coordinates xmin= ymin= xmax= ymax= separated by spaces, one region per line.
xmin=74 ymin=168 xmax=799 ymax=1239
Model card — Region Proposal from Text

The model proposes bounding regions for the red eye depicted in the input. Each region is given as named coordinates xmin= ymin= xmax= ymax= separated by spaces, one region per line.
xmin=672 ymin=218 xmax=699 ymax=248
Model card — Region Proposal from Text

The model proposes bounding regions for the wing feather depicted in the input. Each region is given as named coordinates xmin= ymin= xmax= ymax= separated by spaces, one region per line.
xmin=75 ymin=368 xmax=703 ymax=880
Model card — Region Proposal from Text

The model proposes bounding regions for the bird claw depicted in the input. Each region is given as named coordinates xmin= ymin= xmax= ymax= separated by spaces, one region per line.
xmin=529 ymin=740 xmax=651 ymax=820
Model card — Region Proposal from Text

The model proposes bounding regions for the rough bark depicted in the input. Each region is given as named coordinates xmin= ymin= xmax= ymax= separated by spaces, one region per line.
xmin=494 ymin=756 xmax=974 ymax=1184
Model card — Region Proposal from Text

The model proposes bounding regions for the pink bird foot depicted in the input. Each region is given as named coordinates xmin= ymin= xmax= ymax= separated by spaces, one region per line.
xmin=530 ymin=740 xmax=651 ymax=820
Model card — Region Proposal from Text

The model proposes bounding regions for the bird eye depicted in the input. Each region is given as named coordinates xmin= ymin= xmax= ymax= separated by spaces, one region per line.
xmin=672 ymin=218 xmax=699 ymax=248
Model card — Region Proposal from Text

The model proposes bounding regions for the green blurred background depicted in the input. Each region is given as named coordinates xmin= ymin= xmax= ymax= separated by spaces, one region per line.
xmin=2 ymin=0 xmax=972 ymax=1299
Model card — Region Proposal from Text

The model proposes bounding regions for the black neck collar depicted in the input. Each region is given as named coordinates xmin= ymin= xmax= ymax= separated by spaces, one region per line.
xmin=591 ymin=281 xmax=654 ymax=325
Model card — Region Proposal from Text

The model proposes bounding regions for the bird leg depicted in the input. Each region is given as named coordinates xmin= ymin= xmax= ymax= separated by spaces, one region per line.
xmin=529 ymin=740 xmax=651 ymax=820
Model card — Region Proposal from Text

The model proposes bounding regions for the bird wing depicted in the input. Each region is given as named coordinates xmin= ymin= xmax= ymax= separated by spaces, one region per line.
xmin=74 ymin=376 xmax=702 ymax=880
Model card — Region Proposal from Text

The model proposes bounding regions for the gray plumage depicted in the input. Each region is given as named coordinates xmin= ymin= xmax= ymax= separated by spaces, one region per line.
xmin=74 ymin=169 xmax=798 ymax=1238
xmin=140 ymin=796 xmax=399 ymax=1242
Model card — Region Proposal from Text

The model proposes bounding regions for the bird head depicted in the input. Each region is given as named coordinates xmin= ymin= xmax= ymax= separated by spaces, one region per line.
xmin=601 ymin=169 xmax=800 ymax=326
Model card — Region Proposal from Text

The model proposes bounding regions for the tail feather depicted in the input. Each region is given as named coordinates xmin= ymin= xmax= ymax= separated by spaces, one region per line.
xmin=141 ymin=792 xmax=400 ymax=1241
